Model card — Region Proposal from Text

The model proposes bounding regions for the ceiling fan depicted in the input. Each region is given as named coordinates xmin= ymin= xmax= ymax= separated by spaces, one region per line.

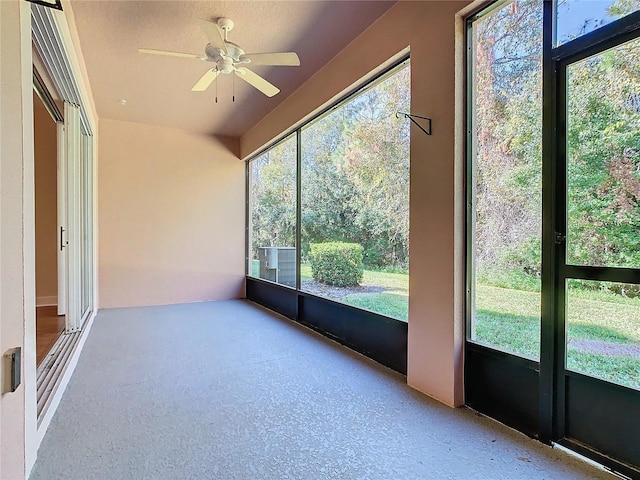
xmin=139 ymin=17 xmax=300 ymax=98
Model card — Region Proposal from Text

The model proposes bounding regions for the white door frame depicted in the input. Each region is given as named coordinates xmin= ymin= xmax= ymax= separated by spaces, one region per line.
xmin=63 ymin=102 xmax=81 ymax=332
xmin=56 ymin=121 xmax=67 ymax=316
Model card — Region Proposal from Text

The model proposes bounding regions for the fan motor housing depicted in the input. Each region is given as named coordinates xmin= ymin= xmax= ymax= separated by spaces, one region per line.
xmin=205 ymin=41 xmax=245 ymax=74
xmin=205 ymin=43 xmax=243 ymax=61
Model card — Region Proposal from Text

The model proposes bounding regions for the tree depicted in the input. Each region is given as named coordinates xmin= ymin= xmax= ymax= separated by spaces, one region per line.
xmin=566 ymin=36 xmax=640 ymax=270
xmin=250 ymin=136 xmax=296 ymax=259
xmin=472 ymin=0 xmax=543 ymax=283
xmin=472 ymin=0 xmax=640 ymax=296
xmin=300 ymin=64 xmax=410 ymax=268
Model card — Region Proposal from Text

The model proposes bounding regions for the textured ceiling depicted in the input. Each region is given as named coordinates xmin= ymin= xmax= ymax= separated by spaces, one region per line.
xmin=69 ymin=1 xmax=395 ymax=137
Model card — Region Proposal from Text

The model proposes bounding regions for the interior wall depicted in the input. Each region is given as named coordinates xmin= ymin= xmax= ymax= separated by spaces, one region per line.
xmin=98 ymin=119 xmax=245 ymax=308
xmin=241 ymin=1 xmax=470 ymax=407
xmin=34 ymin=94 xmax=59 ymax=306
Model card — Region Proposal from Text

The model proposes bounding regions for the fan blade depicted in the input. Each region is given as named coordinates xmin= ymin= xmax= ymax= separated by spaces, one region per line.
xmin=191 ymin=69 xmax=219 ymax=92
xmin=139 ymin=48 xmax=202 ymax=60
xmin=198 ymin=19 xmax=227 ymax=54
xmin=234 ymin=67 xmax=280 ymax=97
xmin=239 ymin=52 xmax=300 ymax=66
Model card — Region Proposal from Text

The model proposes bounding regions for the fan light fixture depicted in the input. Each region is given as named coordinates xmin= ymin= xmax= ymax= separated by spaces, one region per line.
xmin=139 ymin=17 xmax=300 ymax=99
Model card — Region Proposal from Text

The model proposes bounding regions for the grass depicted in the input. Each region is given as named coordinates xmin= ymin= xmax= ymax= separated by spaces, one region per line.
xmin=360 ymin=268 xmax=409 ymax=292
xmin=301 ymin=263 xmax=409 ymax=320
xmin=474 ymin=284 xmax=640 ymax=389
xmin=566 ymin=351 xmax=640 ymax=389
xmin=251 ymin=258 xmax=639 ymax=388
xmin=475 ymin=284 xmax=640 ymax=344
xmin=341 ymin=293 xmax=408 ymax=320
xmin=473 ymin=286 xmax=541 ymax=358
xmin=477 ymin=265 xmax=542 ymax=292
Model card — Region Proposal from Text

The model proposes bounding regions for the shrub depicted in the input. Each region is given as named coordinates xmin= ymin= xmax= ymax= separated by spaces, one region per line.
xmin=309 ymin=242 xmax=363 ymax=287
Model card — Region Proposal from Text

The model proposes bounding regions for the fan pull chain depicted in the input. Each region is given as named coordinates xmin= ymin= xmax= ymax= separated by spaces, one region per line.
xmin=215 ymin=70 xmax=218 ymax=103
xmin=232 ymin=72 xmax=235 ymax=102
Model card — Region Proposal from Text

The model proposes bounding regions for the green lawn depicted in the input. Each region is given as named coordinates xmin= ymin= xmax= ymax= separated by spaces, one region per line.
xmin=475 ymin=284 xmax=640 ymax=344
xmin=251 ymin=259 xmax=639 ymax=388
xmin=301 ymin=263 xmax=409 ymax=321
xmin=475 ymin=285 xmax=640 ymax=389
xmin=342 ymin=292 xmax=408 ymax=320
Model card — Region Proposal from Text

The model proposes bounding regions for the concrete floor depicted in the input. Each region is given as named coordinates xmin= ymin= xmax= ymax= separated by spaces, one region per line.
xmin=31 ymin=300 xmax=616 ymax=479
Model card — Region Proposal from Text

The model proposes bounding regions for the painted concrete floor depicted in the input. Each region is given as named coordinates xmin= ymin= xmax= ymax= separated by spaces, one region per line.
xmin=30 ymin=300 xmax=616 ymax=479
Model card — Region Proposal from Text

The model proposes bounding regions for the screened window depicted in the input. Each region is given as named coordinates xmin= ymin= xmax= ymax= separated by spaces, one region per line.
xmin=300 ymin=63 xmax=410 ymax=320
xmin=247 ymin=60 xmax=410 ymax=321
xmin=248 ymin=135 xmax=297 ymax=287
xmin=468 ymin=0 xmax=543 ymax=359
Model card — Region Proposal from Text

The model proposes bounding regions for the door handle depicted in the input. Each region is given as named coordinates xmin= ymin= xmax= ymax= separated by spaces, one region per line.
xmin=60 ymin=226 xmax=66 ymax=251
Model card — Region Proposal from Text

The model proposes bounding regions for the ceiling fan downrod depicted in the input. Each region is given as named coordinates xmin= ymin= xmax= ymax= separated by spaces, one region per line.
xmin=217 ymin=17 xmax=234 ymax=41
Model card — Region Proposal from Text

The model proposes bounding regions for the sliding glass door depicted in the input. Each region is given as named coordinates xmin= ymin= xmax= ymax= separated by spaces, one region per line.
xmin=62 ymin=102 xmax=94 ymax=332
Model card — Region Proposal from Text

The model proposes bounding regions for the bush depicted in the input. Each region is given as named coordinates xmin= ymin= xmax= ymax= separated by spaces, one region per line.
xmin=309 ymin=242 xmax=363 ymax=287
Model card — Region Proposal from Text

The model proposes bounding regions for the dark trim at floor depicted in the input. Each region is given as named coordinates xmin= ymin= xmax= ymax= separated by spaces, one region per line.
xmin=246 ymin=276 xmax=407 ymax=374
xmin=464 ymin=342 xmax=540 ymax=439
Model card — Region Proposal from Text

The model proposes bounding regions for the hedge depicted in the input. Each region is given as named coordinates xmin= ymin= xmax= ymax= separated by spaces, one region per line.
xmin=309 ymin=242 xmax=363 ymax=287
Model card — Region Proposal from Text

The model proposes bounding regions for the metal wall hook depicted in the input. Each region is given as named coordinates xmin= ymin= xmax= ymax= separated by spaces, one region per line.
xmin=396 ymin=112 xmax=432 ymax=136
